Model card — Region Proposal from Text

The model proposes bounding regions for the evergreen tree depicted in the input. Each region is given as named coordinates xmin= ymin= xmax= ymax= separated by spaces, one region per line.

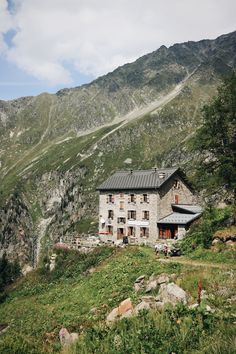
xmin=193 ymin=74 xmax=236 ymax=209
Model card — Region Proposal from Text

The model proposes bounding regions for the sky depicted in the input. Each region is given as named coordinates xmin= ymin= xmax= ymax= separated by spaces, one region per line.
xmin=0 ymin=0 xmax=235 ymax=101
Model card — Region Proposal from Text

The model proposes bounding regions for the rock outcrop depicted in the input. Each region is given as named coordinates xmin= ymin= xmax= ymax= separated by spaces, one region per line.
xmin=158 ymin=283 xmax=187 ymax=305
xmin=107 ymin=275 xmax=188 ymax=324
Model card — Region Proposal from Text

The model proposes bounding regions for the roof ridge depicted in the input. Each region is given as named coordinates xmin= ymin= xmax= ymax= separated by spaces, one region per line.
xmin=114 ymin=167 xmax=178 ymax=173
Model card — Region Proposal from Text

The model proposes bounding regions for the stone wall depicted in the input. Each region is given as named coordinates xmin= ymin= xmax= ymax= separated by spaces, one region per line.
xmin=158 ymin=176 xmax=196 ymax=219
xmin=99 ymin=190 xmax=159 ymax=244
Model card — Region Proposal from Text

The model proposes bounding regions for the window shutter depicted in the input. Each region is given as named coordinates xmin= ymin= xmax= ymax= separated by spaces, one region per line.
xmin=175 ymin=195 xmax=179 ymax=204
xmin=112 ymin=196 xmax=115 ymax=203
xmin=106 ymin=196 xmax=109 ymax=203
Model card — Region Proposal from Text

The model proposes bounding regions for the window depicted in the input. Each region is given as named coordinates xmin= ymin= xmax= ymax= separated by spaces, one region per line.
xmin=143 ymin=194 xmax=149 ymax=203
xmin=175 ymin=195 xmax=179 ymax=204
xmin=128 ymin=226 xmax=135 ymax=236
xmin=173 ymin=180 xmax=180 ymax=189
xmin=118 ymin=217 xmax=126 ymax=224
xmin=107 ymin=225 xmax=113 ymax=234
xmin=107 ymin=194 xmax=114 ymax=203
xmin=120 ymin=193 xmax=124 ymax=198
xmin=128 ymin=194 xmax=136 ymax=203
xmin=140 ymin=227 xmax=149 ymax=237
xmin=119 ymin=201 xmax=125 ymax=211
xmin=108 ymin=210 xmax=114 ymax=219
xmin=142 ymin=210 xmax=149 ymax=220
xmin=128 ymin=210 xmax=136 ymax=220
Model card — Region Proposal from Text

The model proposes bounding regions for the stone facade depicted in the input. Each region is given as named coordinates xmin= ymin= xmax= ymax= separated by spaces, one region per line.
xmin=98 ymin=172 xmax=197 ymax=245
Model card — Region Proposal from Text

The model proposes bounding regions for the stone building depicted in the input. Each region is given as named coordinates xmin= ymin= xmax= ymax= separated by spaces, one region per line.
xmin=97 ymin=168 xmax=202 ymax=245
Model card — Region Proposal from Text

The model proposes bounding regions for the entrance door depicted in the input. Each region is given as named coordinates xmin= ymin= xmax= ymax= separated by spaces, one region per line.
xmin=159 ymin=224 xmax=178 ymax=239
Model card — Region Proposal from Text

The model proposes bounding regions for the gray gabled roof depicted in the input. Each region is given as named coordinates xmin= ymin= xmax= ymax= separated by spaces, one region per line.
xmin=172 ymin=204 xmax=203 ymax=214
xmin=97 ymin=168 xmax=179 ymax=191
xmin=157 ymin=212 xmax=201 ymax=225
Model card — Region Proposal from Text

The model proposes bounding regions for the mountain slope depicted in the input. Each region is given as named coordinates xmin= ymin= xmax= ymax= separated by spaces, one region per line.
xmin=0 ymin=31 xmax=236 ymax=266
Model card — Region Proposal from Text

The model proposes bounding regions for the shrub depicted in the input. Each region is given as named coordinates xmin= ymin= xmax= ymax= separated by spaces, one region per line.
xmin=181 ymin=206 xmax=233 ymax=253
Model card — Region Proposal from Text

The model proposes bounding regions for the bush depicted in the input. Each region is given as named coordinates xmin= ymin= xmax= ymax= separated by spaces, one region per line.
xmin=181 ymin=206 xmax=233 ymax=253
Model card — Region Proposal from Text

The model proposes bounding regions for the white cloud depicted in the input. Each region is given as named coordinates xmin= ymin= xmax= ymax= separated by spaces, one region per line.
xmin=0 ymin=0 xmax=13 ymax=54
xmin=1 ymin=0 xmax=236 ymax=86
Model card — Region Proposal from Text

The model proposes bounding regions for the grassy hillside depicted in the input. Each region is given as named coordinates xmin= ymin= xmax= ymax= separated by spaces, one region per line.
xmin=0 ymin=246 xmax=235 ymax=353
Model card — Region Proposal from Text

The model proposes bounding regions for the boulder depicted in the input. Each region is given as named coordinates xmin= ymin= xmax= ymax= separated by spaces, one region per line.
xmin=212 ymin=238 xmax=221 ymax=245
xmin=140 ymin=296 xmax=156 ymax=303
xmin=120 ymin=309 xmax=133 ymax=320
xmin=135 ymin=275 xmax=146 ymax=283
xmin=106 ymin=298 xmax=133 ymax=324
xmin=226 ymin=240 xmax=236 ymax=248
xmin=155 ymin=301 xmax=165 ymax=311
xmin=145 ymin=280 xmax=158 ymax=293
xmin=157 ymin=275 xmax=169 ymax=285
xmin=134 ymin=283 xmax=143 ymax=292
xmin=141 ymin=296 xmax=165 ymax=311
xmin=134 ymin=275 xmax=145 ymax=292
xmin=159 ymin=283 xmax=187 ymax=305
xmin=134 ymin=301 xmax=151 ymax=314
xmin=118 ymin=298 xmax=133 ymax=315
xmin=170 ymin=273 xmax=177 ymax=281
xmin=106 ymin=307 xmax=119 ymax=323
xmin=59 ymin=327 xmax=78 ymax=347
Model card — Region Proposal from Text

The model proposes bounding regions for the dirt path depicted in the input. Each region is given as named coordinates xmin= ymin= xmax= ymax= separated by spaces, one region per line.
xmin=157 ymin=257 xmax=236 ymax=270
